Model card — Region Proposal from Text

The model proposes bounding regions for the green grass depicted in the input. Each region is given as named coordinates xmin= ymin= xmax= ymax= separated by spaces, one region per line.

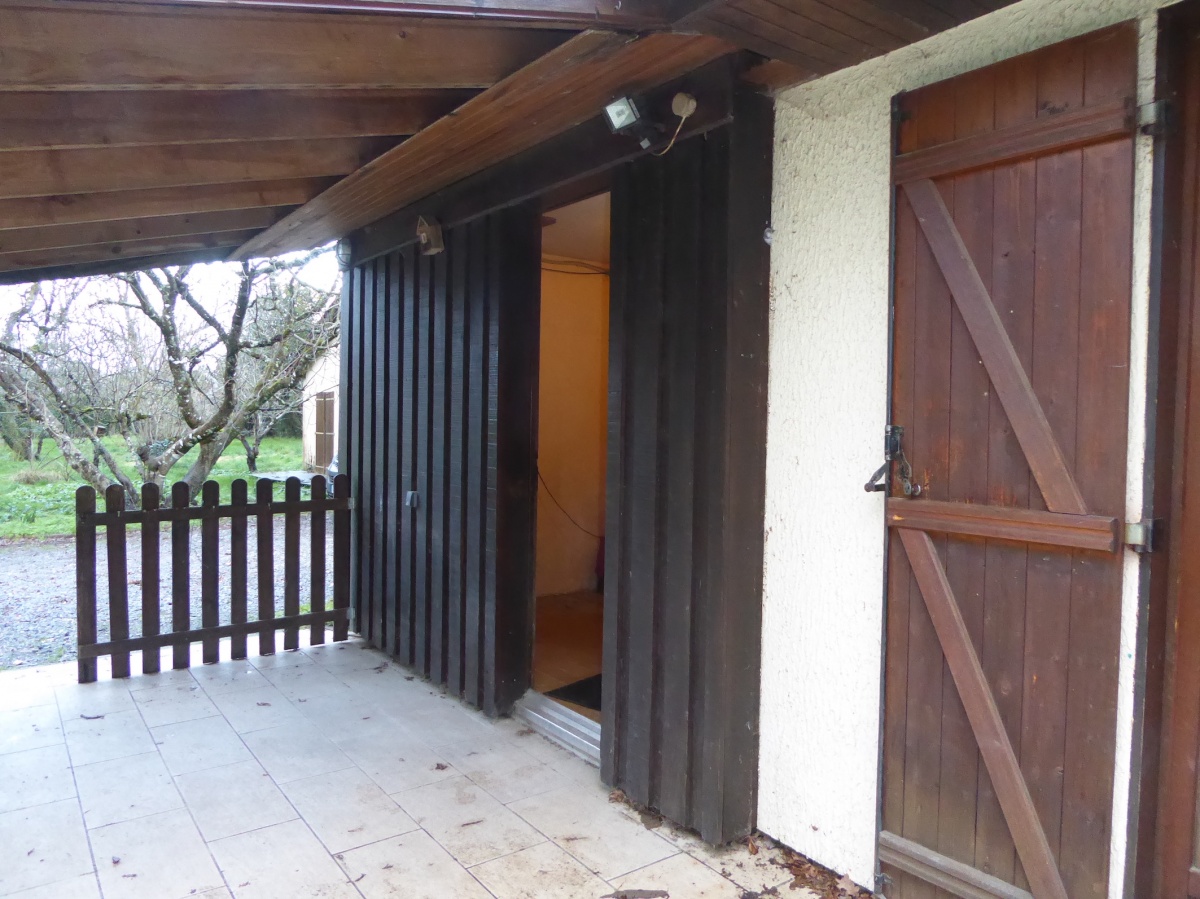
xmin=0 ymin=436 xmax=304 ymax=540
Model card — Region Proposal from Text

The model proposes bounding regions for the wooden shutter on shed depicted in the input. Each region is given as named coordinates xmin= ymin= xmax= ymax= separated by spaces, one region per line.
xmin=880 ymin=26 xmax=1136 ymax=899
xmin=602 ymin=88 xmax=772 ymax=844
xmin=339 ymin=205 xmax=540 ymax=716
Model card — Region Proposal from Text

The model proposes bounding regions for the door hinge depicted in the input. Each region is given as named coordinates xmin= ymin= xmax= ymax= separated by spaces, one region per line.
xmin=1125 ymin=518 xmax=1163 ymax=553
xmin=1139 ymin=99 xmax=1176 ymax=138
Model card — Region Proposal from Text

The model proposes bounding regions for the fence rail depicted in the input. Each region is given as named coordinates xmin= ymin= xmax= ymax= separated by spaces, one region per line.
xmin=75 ymin=474 xmax=351 ymax=683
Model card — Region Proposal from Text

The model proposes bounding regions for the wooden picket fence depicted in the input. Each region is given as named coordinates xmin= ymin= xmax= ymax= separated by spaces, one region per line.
xmin=75 ymin=474 xmax=350 ymax=683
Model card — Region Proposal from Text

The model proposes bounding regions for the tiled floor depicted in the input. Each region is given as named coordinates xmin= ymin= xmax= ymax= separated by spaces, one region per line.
xmin=0 ymin=638 xmax=804 ymax=899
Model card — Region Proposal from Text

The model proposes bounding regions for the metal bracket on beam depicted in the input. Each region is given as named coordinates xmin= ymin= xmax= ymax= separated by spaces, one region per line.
xmin=1124 ymin=519 xmax=1163 ymax=553
xmin=1139 ymin=99 xmax=1176 ymax=138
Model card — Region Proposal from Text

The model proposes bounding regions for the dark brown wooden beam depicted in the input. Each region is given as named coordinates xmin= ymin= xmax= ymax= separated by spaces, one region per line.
xmin=0 ymin=247 xmax=239 ymax=286
xmin=0 ymin=230 xmax=263 ymax=274
xmin=77 ymin=0 xmax=671 ymax=27
xmin=0 ymin=208 xmax=291 ymax=255
xmin=0 ymin=90 xmax=475 ymax=152
xmin=0 ymin=179 xmax=332 ymax=231
xmin=352 ymin=58 xmax=735 ymax=262
xmin=0 ymin=3 xmax=566 ymax=89
xmin=0 ymin=138 xmax=396 ymax=201
xmin=234 ymin=31 xmax=732 ymax=258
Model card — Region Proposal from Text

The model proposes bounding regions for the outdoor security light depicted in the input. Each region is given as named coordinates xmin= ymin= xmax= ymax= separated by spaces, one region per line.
xmin=604 ymin=96 xmax=641 ymax=132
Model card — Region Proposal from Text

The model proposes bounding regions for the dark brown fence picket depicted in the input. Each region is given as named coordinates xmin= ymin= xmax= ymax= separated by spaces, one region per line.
xmin=73 ymin=475 xmax=352 ymax=683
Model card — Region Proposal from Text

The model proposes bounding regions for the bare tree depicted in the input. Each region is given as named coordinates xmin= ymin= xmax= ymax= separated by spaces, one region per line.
xmin=0 ymin=254 xmax=339 ymax=505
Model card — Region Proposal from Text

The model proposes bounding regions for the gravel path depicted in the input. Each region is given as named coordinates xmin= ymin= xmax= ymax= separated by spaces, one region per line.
xmin=0 ymin=521 xmax=336 ymax=669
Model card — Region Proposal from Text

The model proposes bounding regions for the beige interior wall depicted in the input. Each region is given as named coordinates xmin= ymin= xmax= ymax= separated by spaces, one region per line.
xmin=535 ymin=267 xmax=609 ymax=597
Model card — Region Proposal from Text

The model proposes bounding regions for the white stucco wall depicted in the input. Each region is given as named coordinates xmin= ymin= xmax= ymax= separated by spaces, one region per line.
xmin=759 ymin=0 xmax=1167 ymax=891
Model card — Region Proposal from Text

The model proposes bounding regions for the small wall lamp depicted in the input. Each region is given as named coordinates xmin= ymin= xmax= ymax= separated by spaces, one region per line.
xmin=603 ymin=92 xmax=697 ymax=153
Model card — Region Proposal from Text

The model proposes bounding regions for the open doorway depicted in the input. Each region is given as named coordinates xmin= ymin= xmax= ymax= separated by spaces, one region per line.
xmin=530 ymin=193 xmax=610 ymax=732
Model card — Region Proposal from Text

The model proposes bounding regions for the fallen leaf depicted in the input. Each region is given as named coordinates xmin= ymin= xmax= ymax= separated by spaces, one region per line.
xmin=461 ymin=820 xmax=484 ymax=828
xmin=111 ymin=856 xmax=120 ymax=865
xmin=434 ymin=762 xmax=449 ymax=771
xmin=747 ymin=836 xmax=759 ymax=856
xmin=81 ymin=713 xmax=105 ymax=720
xmin=256 ymin=702 xmax=271 ymax=707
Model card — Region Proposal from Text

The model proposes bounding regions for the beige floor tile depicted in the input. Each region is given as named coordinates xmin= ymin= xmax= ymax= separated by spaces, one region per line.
xmin=334 ymin=727 xmax=458 ymax=794
xmin=0 ymin=798 xmax=94 ymax=894
xmin=91 ymin=807 xmax=225 ymax=899
xmin=0 ymin=673 xmax=58 ymax=713
xmin=211 ymin=684 xmax=305 ymax=734
xmin=175 ymin=759 xmax=298 ymax=841
xmin=0 ymin=705 xmax=63 ymax=756
xmin=209 ymin=818 xmax=359 ymax=899
xmin=509 ymin=785 xmax=677 ymax=880
xmin=56 ymin=679 xmax=136 ymax=719
xmin=124 ymin=668 xmax=199 ymax=691
xmin=470 ymin=841 xmax=614 ymax=899
xmin=152 ymin=714 xmax=253 ymax=776
xmin=5 ymin=872 xmax=101 ymax=898
xmin=610 ymin=852 xmax=744 ymax=898
xmin=407 ymin=704 xmax=496 ymax=749
xmin=280 ymin=765 xmax=417 ymax=853
xmin=662 ymin=828 xmax=793 ymax=893
xmin=190 ymin=660 xmax=270 ymax=696
xmin=438 ymin=735 xmax=569 ymax=805
xmin=394 ymin=775 xmax=544 ymax=867
xmin=241 ymin=721 xmax=354 ymax=784
xmin=131 ymin=680 xmax=220 ymax=728
xmin=257 ymin=663 xmax=351 ymax=703
xmin=291 ymin=689 xmax=398 ymax=739
xmin=302 ymin=640 xmax=385 ymax=674
xmin=0 ymin=743 xmax=76 ymax=813
xmin=63 ymin=708 xmax=153 ymax=766
xmin=75 ymin=750 xmax=183 ymax=828
xmin=249 ymin=649 xmax=315 ymax=670
xmin=337 ymin=829 xmax=492 ymax=899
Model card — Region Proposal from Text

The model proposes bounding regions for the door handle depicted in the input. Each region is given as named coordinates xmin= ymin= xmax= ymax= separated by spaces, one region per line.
xmin=864 ymin=425 xmax=922 ymax=497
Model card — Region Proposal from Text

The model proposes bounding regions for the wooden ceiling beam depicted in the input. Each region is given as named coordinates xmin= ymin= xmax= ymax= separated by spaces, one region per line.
xmin=0 ymin=3 xmax=565 ymax=90
xmin=0 ymin=208 xmax=291 ymax=255
xmin=0 ymin=138 xmax=396 ymax=201
xmin=0 ymin=179 xmax=332 ymax=231
xmin=71 ymin=0 xmax=672 ymax=28
xmin=234 ymin=30 xmax=732 ymax=258
xmin=0 ymin=230 xmax=263 ymax=275
xmin=0 ymin=90 xmax=475 ymax=152
xmin=0 ymin=248 xmax=241 ymax=286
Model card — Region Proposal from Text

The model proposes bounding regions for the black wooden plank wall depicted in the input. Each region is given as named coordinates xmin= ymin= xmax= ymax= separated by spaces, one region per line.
xmin=339 ymin=205 xmax=540 ymax=716
xmin=601 ymin=88 xmax=773 ymax=845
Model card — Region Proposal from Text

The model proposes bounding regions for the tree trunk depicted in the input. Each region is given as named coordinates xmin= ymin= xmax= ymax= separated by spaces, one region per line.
xmin=0 ymin=414 xmax=32 ymax=461
xmin=239 ymin=435 xmax=259 ymax=472
xmin=179 ymin=439 xmax=229 ymax=500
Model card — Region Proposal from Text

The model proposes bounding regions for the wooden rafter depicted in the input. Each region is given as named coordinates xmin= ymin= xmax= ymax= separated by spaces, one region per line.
xmin=0 ymin=180 xmax=332 ymax=232
xmin=234 ymin=30 xmax=732 ymax=258
xmin=0 ymin=208 xmax=293 ymax=255
xmin=80 ymin=0 xmax=672 ymax=28
xmin=0 ymin=3 xmax=566 ymax=90
xmin=0 ymin=231 xmax=262 ymax=274
xmin=0 ymin=90 xmax=475 ymax=152
xmin=0 ymin=138 xmax=397 ymax=201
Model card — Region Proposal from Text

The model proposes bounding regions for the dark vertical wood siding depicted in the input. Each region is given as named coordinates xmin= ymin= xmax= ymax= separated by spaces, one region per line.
xmin=339 ymin=205 xmax=540 ymax=716
xmin=602 ymin=88 xmax=773 ymax=845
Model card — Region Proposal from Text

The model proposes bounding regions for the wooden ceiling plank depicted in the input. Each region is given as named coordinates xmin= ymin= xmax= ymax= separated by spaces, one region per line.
xmin=0 ymin=90 xmax=475 ymax=152
xmin=706 ymin=6 xmax=857 ymax=66
xmin=0 ymin=207 xmax=292 ymax=255
xmin=848 ymin=0 xmax=957 ymax=33
xmin=797 ymin=0 xmax=931 ymax=44
xmin=0 ymin=4 xmax=566 ymax=89
xmin=0 ymin=230 xmax=264 ymax=274
xmin=693 ymin=15 xmax=838 ymax=73
xmin=0 ymin=179 xmax=331 ymax=231
xmin=739 ymin=58 xmax=816 ymax=90
xmin=730 ymin=0 xmax=907 ymax=55
xmin=233 ymin=31 xmax=732 ymax=258
xmin=63 ymin=0 xmax=672 ymax=28
xmin=0 ymin=247 xmax=240 ymax=286
xmin=0 ymin=138 xmax=393 ymax=201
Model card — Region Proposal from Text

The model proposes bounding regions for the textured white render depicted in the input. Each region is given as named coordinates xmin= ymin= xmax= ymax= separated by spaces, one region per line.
xmin=759 ymin=0 xmax=1167 ymax=890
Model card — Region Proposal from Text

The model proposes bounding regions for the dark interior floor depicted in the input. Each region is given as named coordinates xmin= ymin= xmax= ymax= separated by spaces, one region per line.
xmin=533 ymin=591 xmax=603 ymax=723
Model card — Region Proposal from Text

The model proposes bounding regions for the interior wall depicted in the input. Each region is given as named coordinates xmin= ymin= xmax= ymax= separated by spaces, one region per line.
xmin=535 ymin=266 xmax=609 ymax=597
xmin=760 ymin=0 xmax=1165 ymax=890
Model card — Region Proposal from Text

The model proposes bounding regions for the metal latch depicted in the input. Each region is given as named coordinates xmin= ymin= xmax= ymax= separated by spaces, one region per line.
xmin=864 ymin=425 xmax=922 ymax=497
xmin=1125 ymin=519 xmax=1163 ymax=553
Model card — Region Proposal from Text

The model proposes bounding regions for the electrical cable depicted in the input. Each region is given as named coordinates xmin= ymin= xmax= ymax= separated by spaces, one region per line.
xmin=537 ymin=465 xmax=603 ymax=540
xmin=651 ymin=113 xmax=687 ymax=157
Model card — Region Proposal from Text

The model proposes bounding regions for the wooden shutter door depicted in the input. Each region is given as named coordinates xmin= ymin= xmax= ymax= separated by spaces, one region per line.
xmin=881 ymin=26 xmax=1136 ymax=899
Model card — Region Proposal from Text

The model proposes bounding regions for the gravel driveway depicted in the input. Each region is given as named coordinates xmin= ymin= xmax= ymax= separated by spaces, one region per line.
xmin=0 ymin=520 xmax=337 ymax=669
